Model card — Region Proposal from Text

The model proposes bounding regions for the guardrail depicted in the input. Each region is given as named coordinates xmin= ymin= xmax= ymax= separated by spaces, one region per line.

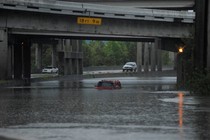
xmin=0 ymin=0 xmax=195 ymax=23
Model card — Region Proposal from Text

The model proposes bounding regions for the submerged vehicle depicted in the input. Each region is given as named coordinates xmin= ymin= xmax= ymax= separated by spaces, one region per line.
xmin=95 ymin=80 xmax=122 ymax=90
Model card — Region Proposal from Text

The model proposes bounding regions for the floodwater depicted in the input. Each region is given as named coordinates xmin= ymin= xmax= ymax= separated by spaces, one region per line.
xmin=0 ymin=76 xmax=210 ymax=140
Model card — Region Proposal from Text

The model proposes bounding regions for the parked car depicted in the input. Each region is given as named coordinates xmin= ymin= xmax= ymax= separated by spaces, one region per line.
xmin=122 ymin=62 xmax=137 ymax=72
xmin=95 ymin=80 xmax=122 ymax=90
xmin=42 ymin=66 xmax=58 ymax=73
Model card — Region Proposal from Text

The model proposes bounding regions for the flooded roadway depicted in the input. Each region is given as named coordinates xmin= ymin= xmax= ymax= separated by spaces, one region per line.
xmin=0 ymin=76 xmax=210 ymax=140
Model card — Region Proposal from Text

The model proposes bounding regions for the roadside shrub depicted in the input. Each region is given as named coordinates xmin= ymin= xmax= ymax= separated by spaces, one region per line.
xmin=187 ymin=70 xmax=210 ymax=95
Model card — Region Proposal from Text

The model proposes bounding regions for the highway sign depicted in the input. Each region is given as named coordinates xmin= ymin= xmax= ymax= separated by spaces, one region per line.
xmin=77 ymin=17 xmax=102 ymax=25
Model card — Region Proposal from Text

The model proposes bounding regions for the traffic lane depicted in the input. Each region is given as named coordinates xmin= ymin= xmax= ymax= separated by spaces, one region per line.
xmin=31 ymin=73 xmax=58 ymax=78
xmin=83 ymin=67 xmax=174 ymax=75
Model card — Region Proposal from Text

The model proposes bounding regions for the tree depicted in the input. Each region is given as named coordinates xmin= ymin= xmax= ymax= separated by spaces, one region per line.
xmin=83 ymin=40 xmax=136 ymax=66
xmin=124 ymin=42 xmax=137 ymax=62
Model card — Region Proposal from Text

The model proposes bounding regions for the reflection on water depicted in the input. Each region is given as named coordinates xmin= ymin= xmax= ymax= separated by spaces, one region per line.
xmin=0 ymin=77 xmax=210 ymax=140
xmin=178 ymin=92 xmax=183 ymax=128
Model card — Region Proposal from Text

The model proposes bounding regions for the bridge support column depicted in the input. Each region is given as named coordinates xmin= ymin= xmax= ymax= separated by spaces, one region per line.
xmin=57 ymin=39 xmax=64 ymax=75
xmin=72 ymin=59 xmax=77 ymax=74
xmin=177 ymin=53 xmax=184 ymax=88
xmin=52 ymin=42 xmax=57 ymax=67
xmin=79 ymin=40 xmax=83 ymax=74
xmin=144 ymin=42 xmax=149 ymax=72
xmin=34 ymin=43 xmax=42 ymax=72
xmin=72 ymin=40 xmax=83 ymax=75
xmin=207 ymin=0 xmax=210 ymax=70
xmin=13 ymin=38 xmax=31 ymax=84
xmin=58 ymin=39 xmax=83 ymax=75
xmin=78 ymin=59 xmax=83 ymax=74
xmin=194 ymin=0 xmax=210 ymax=72
xmin=137 ymin=42 xmax=143 ymax=72
xmin=173 ymin=53 xmax=177 ymax=70
xmin=72 ymin=40 xmax=77 ymax=75
xmin=151 ymin=42 xmax=157 ymax=71
xmin=22 ymin=39 xmax=31 ymax=85
xmin=0 ymin=29 xmax=12 ymax=80
xmin=14 ymin=40 xmax=22 ymax=80
xmin=64 ymin=39 xmax=72 ymax=75
xmin=64 ymin=58 xmax=71 ymax=75
xmin=195 ymin=0 xmax=207 ymax=70
xmin=155 ymin=38 xmax=162 ymax=71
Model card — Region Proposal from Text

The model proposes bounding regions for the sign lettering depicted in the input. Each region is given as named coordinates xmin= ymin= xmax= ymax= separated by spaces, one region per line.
xmin=77 ymin=17 xmax=102 ymax=25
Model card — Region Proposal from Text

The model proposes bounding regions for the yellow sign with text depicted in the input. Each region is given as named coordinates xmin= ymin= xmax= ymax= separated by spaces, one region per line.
xmin=77 ymin=17 xmax=102 ymax=25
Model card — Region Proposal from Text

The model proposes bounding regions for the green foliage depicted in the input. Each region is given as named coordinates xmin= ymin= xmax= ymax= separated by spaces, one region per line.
xmin=83 ymin=40 xmax=106 ymax=66
xmin=83 ymin=40 xmax=136 ymax=66
xmin=42 ymin=47 xmax=52 ymax=66
xmin=31 ymin=46 xmax=36 ymax=73
xmin=162 ymin=51 xmax=170 ymax=65
xmin=125 ymin=42 xmax=137 ymax=62
xmin=186 ymin=70 xmax=210 ymax=95
xmin=30 ymin=44 xmax=53 ymax=73
xmin=179 ymin=28 xmax=210 ymax=95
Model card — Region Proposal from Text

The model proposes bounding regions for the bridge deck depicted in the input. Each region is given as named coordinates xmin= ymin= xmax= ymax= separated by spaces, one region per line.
xmin=61 ymin=0 xmax=194 ymax=9
xmin=0 ymin=0 xmax=194 ymax=23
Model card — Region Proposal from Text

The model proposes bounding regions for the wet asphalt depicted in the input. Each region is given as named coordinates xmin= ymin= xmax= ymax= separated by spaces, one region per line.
xmin=0 ymin=75 xmax=210 ymax=140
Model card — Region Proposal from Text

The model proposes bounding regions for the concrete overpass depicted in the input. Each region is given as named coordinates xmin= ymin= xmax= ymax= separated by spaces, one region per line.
xmin=0 ymin=0 xmax=194 ymax=38
xmin=60 ymin=0 xmax=194 ymax=10
xmin=0 ymin=0 xmax=194 ymax=82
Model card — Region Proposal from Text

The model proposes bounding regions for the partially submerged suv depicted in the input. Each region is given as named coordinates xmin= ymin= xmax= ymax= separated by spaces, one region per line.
xmin=95 ymin=80 xmax=122 ymax=90
xmin=122 ymin=62 xmax=137 ymax=72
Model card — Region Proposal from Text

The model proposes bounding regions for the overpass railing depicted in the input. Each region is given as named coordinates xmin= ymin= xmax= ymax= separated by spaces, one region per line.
xmin=0 ymin=0 xmax=195 ymax=23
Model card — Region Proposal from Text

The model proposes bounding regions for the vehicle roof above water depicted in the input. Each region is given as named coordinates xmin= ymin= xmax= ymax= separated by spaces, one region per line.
xmin=98 ymin=80 xmax=120 ymax=83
